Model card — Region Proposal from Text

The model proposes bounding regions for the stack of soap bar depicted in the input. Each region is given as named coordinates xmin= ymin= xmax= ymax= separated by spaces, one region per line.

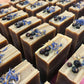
xmin=56 ymin=0 xmax=76 ymax=12
xmin=35 ymin=33 xmax=72 ymax=81
xmin=9 ymin=16 xmax=41 ymax=51
xmin=0 ymin=44 xmax=22 ymax=76
xmin=9 ymin=0 xmax=24 ymax=7
xmin=0 ymin=6 xmax=18 ymax=18
xmin=0 ymin=33 xmax=8 ymax=49
xmin=65 ymin=16 xmax=84 ymax=56
xmin=0 ymin=10 xmax=28 ymax=42
xmin=26 ymin=1 xmax=48 ymax=16
xmin=36 ymin=6 xmax=61 ymax=22
xmin=69 ymin=1 xmax=84 ymax=19
xmin=20 ymin=23 xmax=56 ymax=64
xmin=0 ymin=3 xmax=9 ymax=9
xmin=44 ymin=81 xmax=50 ymax=84
xmin=0 ymin=60 xmax=40 ymax=84
xmin=49 ymin=10 xmax=75 ymax=34
xmin=16 ymin=0 xmax=30 ymax=11
xmin=46 ymin=0 xmax=57 ymax=6
xmin=56 ymin=44 xmax=84 ymax=84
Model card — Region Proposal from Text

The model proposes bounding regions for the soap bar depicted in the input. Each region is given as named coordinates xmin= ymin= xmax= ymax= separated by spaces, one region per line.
xmin=16 ymin=0 xmax=30 ymax=11
xmin=9 ymin=16 xmax=41 ymax=51
xmin=65 ymin=16 xmax=84 ymax=56
xmin=35 ymin=33 xmax=72 ymax=81
xmin=20 ymin=23 xmax=56 ymax=64
xmin=0 ymin=44 xmax=22 ymax=76
xmin=44 ymin=81 xmax=50 ymax=84
xmin=56 ymin=0 xmax=76 ymax=12
xmin=0 ymin=10 xmax=28 ymax=42
xmin=26 ymin=1 xmax=48 ymax=16
xmin=56 ymin=44 xmax=84 ymax=84
xmin=0 ymin=6 xmax=18 ymax=18
xmin=49 ymin=10 xmax=75 ymax=34
xmin=0 ymin=3 xmax=9 ymax=9
xmin=69 ymin=1 xmax=84 ymax=19
xmin=0 ymin=33 xmax=8 ymax=49
xmin=0 ymin=60 xmax=40 ymax=84
xmin=46 ymin=0 xmax=57 ymax=6
xmin=36 ymin=6 xmax=61 ymax=23
xmin=9 ymin=0 xmax=24 ymax=7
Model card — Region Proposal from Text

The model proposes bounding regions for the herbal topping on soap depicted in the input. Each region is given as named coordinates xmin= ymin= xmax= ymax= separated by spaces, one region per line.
xmin=19 ymin=0 xmax=29 ymax=5
xmin=0 ymin=47 xmax=8 ymax=63
xmin=39 ymin=41 xmax=62 ymax=56
xmin=59 ymin=0 xmax=71 ymax=3
xmin=15 ymin=20 xmax=31 ymax=28
xmin=26 ymin=29 xmax=46 ymax=40
xmin=72 ymin=19 xmax=84 ymax=29
xmin=43 ymin=6 xmax=55 ymax=13
xmin=0 ymin=69 xmax=20 ymax=84
xmin=2 ymin=13 xmax=18 ymax=20
xmin=67 ymin=55 xmax=84 ymax=73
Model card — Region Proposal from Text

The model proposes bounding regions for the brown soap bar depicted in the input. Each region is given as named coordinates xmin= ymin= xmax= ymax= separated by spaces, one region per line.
xmin=26 ymin=1 xmax=48 ymax=16
xmin=0 ymin=44 xmax=22 ymax=76
xmin=35 ymin=33 xmax=72 ymax=81
xmin=20 ymin=23 xmax=56 ymax=64
xmin=56 ymin=0 xmax=76 ymax=12
xmin=0 ymin=3 xmax=9 ymax=9
xmin=9 ymin=0 xmax=24 ymax=7
xmin=9 ymin=16 xmax=41 ymax=51
xmin=0 ymin=10 xmax=28 ymax=42
xmin=69 ymin=1 xmax=84 ymax=19
xmin=49 ymin=10 xmax=75 ymax=34
xmin=44 ymin=81 xmax=51 ymax=84
xmin=0 ymin=6 xmax=18 ymax=18
xmin=46 ymin=0 xmax=57 ymax=6
xmin=0 ymin=33 xmax=8 ymax=49
xmin=36 ymin=6 xmax=61 ymax=23
xmin=0 ymin=60 xmax=40 ymax=84
xmin=65 ymin=16 xmax=84 ymax=57
xmin=56 ymin=44 xmax=84 ymax=84
xmin=16 ymin=0 xmax=30 ymax=11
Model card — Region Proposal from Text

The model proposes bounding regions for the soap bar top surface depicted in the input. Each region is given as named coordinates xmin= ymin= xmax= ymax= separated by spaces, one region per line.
xmin=35 ymin=33 xmax=72 ymax=64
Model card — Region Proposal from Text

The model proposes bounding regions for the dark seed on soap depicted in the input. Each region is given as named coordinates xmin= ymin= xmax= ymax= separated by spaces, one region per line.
xmin=72 ymin=66 xmax=79 ymax=73
xmin=74 ymin=60 xmax=81 ymax=68
xmin=19 ymin=2 xmax=24 ymax=5
xmin=30 ymin=36 xmax=33 ymax=39
xmin=45 ymin=46 xmax=51 ymax=52
xmin=76 ymin=25 xmax=80 ymax=29
xmin=2 ymin=17 xmax=6 ymax=20
xmin=54 ymin=17 xmax=58 ymax=21
xmin=39 ymin=49 xmax=45 ymax=54
xmin=30 ymin=31 xmax=35 ymax=36
xmin=26 ymin=33 xmax=30 ymax=37
xmin=67 ymin=62 xmax=72 ymax=67
xmin=11 ymin=0 xmax=15 ymax=1
xmin=72 ymin=23 xmax=76 ymax=27
xmin=58 ymin=17 xmax=61 ymax=20
xmin=44 ymin=51 xmax=49 ymax=56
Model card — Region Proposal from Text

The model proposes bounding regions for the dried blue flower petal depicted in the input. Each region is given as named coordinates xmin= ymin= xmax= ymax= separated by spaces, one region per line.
xmin=60 ymin=16 xmax=67 ymax=22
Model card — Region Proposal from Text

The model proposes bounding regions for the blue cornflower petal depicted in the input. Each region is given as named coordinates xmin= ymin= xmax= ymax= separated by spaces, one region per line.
xmin=2 ymin=47 xmax=8 ymax=52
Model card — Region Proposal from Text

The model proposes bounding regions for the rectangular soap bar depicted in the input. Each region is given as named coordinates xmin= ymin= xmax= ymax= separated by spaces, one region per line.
xmin=36 ymin=6 xmax=61 ymax=23
xmin=0 ymin=33 xmax=8 ymax=49
xmin=0 ymin=60 xmax=40 ymax=84
xmin=0 ymin=10 xmax=28 ymax=42
xmin=56 ymin=0 xmax=76 ymax=12
xmin=0 ymin=6 xmax=18 ymax=18
xmin=49 ymin=10 xmax=75 ymax=34
xmin=9 ymin=16 xmax=41 ymax=51
xmin=20 ymin=23 xmax=56 ymax=64
xmin=0 ymin=44 xmax=22 ymax=76
xmin=26 ymin=1 xmax=48 ymax=16
xmin=65 ymin=16 xmax=84 ymax=57
xmin=16 ymin=0 xmax=30 ymax=11
xmin=9 ymin=0 xmax=24 ymax=7
xmin=35 ymin=33 xmax=72 ymax=81
xmin=56 ymin=44 xmax=84 ymax=84
xmin=69 ymin=1 xmax=84 ymax=19
xmin=0 ymin=3 xmax=9 ymax=9
xmin=46 ymin=0 xmax=57 ymax=6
